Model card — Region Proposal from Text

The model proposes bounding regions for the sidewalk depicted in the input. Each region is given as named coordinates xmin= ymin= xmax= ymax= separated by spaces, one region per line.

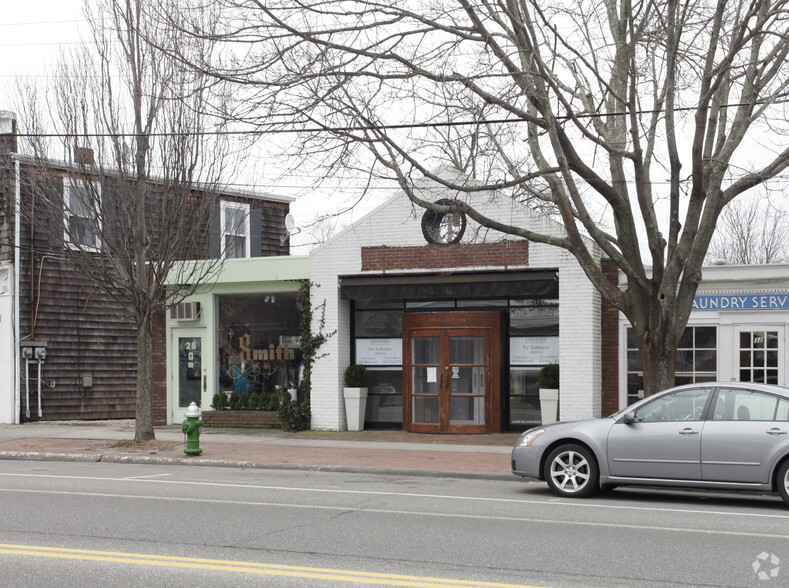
xmin=0 ymin=421 xmax=522 ymax=481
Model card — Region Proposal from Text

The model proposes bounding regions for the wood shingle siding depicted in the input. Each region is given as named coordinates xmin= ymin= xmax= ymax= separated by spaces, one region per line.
xmin=5 ymin=159 xmax=291 ymax=422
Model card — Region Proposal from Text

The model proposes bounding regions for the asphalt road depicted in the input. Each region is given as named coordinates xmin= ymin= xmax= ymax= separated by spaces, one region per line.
xmin=0 ymin=460 xmax=786 ymax=587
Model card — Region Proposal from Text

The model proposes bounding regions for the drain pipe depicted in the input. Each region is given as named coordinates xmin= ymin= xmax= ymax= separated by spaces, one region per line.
xmin=37 ymin=360 xmax=43 ymax=418
xmin=34 ymin=347 xmax=46 ymax=418
xmin=13 ymin=158 xmax=21 ymax=423
xmin=24 ymin=354 xmax=30 ymax=419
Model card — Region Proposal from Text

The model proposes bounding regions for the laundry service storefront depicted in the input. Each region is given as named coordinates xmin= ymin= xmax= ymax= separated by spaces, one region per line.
xmin=617 ymin=264 xmax=789 ymax=409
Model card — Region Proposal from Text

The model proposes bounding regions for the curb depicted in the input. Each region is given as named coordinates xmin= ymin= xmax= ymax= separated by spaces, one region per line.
xmin=0 ymin=451 xmax=517 ymax=482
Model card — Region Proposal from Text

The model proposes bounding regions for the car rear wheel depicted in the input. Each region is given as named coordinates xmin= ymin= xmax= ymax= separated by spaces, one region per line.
xmin=544 ymin=444 xmax=599 ymax=498
xmin=777 ymin=460 xmax=789 ymax=506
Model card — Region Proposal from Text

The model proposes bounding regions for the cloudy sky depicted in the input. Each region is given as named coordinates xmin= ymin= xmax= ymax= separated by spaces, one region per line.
xmin=1 ymin=1 xmax=394 ymax=252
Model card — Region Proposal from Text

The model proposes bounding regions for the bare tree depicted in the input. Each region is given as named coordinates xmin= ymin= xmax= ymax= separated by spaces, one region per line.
xmin=707 ymin=197 xmax=789 ymax=265
xmin=21 ymin=0 xmax=235 ymax=440
xmin=170 ymin=0 xmax=789 ymax=395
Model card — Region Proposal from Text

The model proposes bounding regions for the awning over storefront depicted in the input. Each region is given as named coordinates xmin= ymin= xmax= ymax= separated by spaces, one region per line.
xmin=340 ymin=270 xmax=558 ymax=301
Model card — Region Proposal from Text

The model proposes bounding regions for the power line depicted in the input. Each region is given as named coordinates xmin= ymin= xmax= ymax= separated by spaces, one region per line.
xmin=7 ymin=100 xmax=775 ymax=139
xmin=0 ymin=19 xmax=86 ymax=27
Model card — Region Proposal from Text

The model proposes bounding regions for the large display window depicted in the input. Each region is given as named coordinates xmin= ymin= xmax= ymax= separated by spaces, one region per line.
xmin=626 ymin=325 xmax=717 ymax=405
xmin=508 ymin=302 xmax=559 ymax=427
xmin=216 ymin=293 xmax=303 ymax=398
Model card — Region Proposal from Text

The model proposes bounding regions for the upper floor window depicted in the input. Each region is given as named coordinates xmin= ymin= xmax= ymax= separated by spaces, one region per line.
xmin=64 ymin=177 xmax=101 ymax=250
xmin=221 ymin=201 xmax=250 ymax=259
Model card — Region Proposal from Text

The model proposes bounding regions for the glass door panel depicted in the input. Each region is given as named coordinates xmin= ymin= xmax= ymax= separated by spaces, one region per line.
xmin=738 ymin=328 xmax=782 ymax=384
xmin=411 ymin=336 xmax=440 ymax=424
xmin=178 ymin=336 xmax=203 ymax=407
xmin=449 ymin=336 xmax=486 ymax=426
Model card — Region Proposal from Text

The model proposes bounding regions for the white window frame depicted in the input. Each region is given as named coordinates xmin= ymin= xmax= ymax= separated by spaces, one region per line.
xmin=64 ymin=177 xmax=101 ymax=251
xmin=220 ymin=201 xmax=250 ymax=259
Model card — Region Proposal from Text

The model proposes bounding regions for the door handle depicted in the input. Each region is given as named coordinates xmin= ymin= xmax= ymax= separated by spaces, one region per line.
xmin=766 ymin=428 xmax=788 ymax=435
xmin=678 ymin=428 xmax=699 ymax=435
xmin=203 ymin=375 xmax=207 ymax=392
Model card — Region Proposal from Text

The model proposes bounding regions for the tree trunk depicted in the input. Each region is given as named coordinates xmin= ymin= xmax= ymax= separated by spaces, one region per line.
xmin=135 ymin=318 xmax=155 ymax=442
xmin=638 ymin=337 xmax=677 ymax=398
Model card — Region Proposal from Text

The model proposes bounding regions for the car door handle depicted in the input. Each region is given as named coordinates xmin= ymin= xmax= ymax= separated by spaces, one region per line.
xmin=766 ymin=428 xmax=788 ymax=435
xmin=679 ymin=428 xmax=699 ymax=435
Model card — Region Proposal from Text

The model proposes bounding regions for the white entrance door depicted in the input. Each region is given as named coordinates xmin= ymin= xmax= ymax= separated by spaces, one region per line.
xmin=172 ymin=328 xmax=207 ymax=423
xmin=734 ymin=326 xmax=784 ymax=385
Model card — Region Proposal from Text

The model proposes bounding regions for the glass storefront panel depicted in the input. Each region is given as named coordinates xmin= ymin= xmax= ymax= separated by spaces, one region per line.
xmin=366 ymin=368 xmax=403 ymax=424
xmin=216 ymin=293 xmax=302 ymax=399
xmin=509 ymin=367 xmax=541 ymax=426
xmin=508 ymin=302 xmax=558 ymax=428
xmin=355 ymin=310 xmax=403 ymax=337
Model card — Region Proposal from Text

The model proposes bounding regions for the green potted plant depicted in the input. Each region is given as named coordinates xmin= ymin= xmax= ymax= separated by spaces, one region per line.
xmin=538 ymin=363 xmax=560 ymax=425
xmin=343 ymin=364 xmax=369 ymax=431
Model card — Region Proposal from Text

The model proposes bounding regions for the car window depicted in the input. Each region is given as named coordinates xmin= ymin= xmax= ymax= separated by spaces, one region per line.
xmin=777 ymin=399 xmax=789 ymax=421
xmin=712 ymin=388 xmax=785 ymax=421
xmin=634 ymin=388 xmax=712 ymax=422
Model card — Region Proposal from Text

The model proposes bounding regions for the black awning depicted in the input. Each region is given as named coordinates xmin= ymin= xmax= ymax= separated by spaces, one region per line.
xmin=340 ymin=270 xmax=558 ymax=301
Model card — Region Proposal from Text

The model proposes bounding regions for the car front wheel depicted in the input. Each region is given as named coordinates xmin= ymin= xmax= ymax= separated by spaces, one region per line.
xmin=777 ymin=460 xmax=789 ymax=507
xmin=544 ymin=444 xmax=599 ymax=498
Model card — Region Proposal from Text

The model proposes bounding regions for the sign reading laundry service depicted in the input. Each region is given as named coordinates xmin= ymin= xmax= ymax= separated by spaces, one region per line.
xmin=693 ymin=294 xmax=789 ymax=311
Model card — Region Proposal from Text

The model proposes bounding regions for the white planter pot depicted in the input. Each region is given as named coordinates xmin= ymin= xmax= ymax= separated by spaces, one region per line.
xmin=343 ymin=387 xmax=368 ymax=431
xmin=539 ymin=388 xmax=559 ymax=425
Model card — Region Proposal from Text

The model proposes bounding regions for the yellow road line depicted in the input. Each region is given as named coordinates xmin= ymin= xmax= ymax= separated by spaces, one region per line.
xmin=0 ymin=544 xmax=543 ymax=588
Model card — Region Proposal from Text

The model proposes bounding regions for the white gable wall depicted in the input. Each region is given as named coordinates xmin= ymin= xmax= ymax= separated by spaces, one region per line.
xmin=309 ymin=177 xmax=602 ymax=430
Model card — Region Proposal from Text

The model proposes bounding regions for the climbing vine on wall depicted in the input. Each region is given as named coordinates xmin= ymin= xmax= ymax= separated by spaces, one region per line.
xmin=278 ymin=280 xmax=334 ymax=431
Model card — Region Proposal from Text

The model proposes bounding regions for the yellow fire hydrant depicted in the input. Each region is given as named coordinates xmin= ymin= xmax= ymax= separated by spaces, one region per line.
xmin=182 ymin=401 xmax=203 ymax=455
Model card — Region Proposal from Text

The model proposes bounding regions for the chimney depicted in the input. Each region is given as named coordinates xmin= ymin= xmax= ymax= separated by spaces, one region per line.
xmin=74 ymin=146 xmax=95 ymax=166
xmin=0 ymin=111 xmax=17 ymax=154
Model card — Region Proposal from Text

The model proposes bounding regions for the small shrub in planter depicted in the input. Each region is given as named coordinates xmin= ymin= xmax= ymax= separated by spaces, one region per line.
xmin=228 ymin=392 xmax=240 ymax=410
xmin=237 ymin=393 xmax=250 ymax=410
xmin=538 ymin=363 xmax=560 ymax=389
xmin=267 ymin=389 xmax=281 ymax=411
xmin=344 ymin=364 xmax=369 ymax=388
xmin=211 ymin=393 xmax=228 ymax=411
xmin=249 ymin=392 xmax=261 ymax=410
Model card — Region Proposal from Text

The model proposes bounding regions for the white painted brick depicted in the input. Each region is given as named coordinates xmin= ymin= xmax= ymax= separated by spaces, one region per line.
xmin=309 ymin=171 xmax=601 ymax=429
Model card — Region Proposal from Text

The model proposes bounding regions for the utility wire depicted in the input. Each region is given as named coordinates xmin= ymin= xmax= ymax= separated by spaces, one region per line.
xmin=9 ymin=100 xmax=775 ymax=139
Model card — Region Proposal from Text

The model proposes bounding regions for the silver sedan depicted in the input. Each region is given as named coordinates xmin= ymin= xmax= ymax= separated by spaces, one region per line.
xmin=512 ymin=382 xmax=789 ymax=506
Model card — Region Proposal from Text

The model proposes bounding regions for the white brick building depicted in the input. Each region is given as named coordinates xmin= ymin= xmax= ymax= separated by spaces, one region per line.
xmin=309 ymin=170 xmax=602 ymax=432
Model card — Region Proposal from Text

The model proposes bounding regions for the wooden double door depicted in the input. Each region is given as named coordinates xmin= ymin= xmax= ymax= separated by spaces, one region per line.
xmin=403 ymin=312 xmax=501 ymax=433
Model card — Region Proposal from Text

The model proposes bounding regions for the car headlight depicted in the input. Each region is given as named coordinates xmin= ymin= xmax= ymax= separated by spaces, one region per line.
xmin=516 ymin=429 xmax=545 ymax=448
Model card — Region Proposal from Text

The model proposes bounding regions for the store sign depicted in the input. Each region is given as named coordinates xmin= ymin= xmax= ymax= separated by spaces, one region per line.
xmin=693 ymin=294 xmax=789 ymax=311
xmin=356 ymin=338 xmax=402 ymax=366
xmin=510 ymin=337 xmax=559 ymax=365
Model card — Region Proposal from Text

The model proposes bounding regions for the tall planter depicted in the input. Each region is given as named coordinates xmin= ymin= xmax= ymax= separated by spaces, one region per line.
xmin=344 ymin=365 xmax=368 ymax=432
xmin=538 ymin=363 xmax=560 ymax=425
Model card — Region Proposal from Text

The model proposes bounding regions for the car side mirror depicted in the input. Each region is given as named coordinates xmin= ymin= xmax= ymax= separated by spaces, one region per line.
xmin=622 ymin=411 xmax=636 ymax=424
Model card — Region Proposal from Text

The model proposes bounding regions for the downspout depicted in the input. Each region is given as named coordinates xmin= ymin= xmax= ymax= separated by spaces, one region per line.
xmin=13 ymin=156 xmax=21 ymax=423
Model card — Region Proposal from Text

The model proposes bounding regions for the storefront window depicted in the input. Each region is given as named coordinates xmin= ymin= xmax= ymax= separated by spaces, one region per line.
xmin=354 ymin=301 xmax=404 ymax=426
xmin=216 ymin=293 xmax=302 ymax=399
xmin=626 ymin=326 xmax=717 ymax=405
xmin=508 ymin=303 xmax=559 ymax=428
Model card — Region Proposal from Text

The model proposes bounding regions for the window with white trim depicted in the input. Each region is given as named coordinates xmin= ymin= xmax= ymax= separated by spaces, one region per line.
xmin=221 ymin=201 xmax=250 ymax=259
xmin=626 ymin=325 xmax=717 ymax=406
xmin=64 ymin=177 xmax=101 ymax=250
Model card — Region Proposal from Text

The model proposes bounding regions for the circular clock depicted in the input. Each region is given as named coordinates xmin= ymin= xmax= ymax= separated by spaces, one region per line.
xmin=421 ymin=199 xmax=466 ymax=244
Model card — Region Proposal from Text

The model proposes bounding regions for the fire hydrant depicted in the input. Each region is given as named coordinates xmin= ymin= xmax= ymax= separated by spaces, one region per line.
xmin=182 ymin=402 xmax=203 ymax=455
